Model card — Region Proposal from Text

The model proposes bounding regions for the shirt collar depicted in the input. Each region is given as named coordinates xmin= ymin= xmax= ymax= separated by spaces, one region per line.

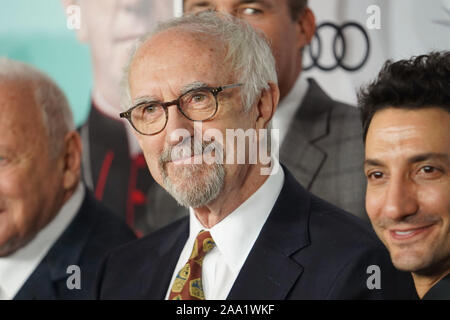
xmin=189 ymin=160 xmax=285 ymax=274
xmin=0 ymin=182 xmax=84 ymax=300
xmin=423 ymin=273 xmax=450 ymax=300
xmin=272 ymin=74 xmax=309 ymax=146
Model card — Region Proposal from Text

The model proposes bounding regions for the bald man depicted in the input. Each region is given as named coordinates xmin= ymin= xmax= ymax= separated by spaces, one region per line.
xmin=0 ymin=58 xmax=135 ymax=300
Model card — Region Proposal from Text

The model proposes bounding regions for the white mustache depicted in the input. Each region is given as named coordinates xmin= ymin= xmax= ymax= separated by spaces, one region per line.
xmin=159 ymin=137 xmax=223 ymax=164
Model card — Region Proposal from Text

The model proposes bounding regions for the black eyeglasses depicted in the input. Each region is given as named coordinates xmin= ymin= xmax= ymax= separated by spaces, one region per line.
xmin=120 ymin=83 xmax=243 ymax=136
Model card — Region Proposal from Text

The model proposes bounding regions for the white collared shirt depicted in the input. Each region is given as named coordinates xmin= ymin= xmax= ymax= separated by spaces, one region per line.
xmin=165 ymin=161 xmax=285 ymax=300
xmin=0 ymin=182 xmax=85 ymax=300
xmin=271 ymin=74 xmax=309 ymax=149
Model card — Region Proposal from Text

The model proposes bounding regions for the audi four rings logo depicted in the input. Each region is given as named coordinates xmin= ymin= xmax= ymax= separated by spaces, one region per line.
xmin=303 ymin=21 xmax=371 ymax=72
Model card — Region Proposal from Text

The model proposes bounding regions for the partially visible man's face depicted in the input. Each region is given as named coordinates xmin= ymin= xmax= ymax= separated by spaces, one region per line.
xmin=0 ymin=81 xmax=67 ymax=256
xmin=365 ymin=108 xmax=450 ymax=275
xmin=129 ymin=29 xmax=259 ymax=208
xmin=184 ymin=0 xmax=307 ymax=99
xmin=77 ymin=0 xmax=173 ymax=110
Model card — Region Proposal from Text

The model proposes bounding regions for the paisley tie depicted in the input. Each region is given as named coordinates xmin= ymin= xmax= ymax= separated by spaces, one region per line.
xmin=169 ymin=230 xmax=215 ymax=300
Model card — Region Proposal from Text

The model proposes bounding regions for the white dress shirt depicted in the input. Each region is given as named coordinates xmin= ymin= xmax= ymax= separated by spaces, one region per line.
xmin=271 ymin=74 xmax=309 ymax=149
xmin=165 ymin=161 xmax=285 ymax=300
xmin=0 ymin=183 xmax=84 ymax=300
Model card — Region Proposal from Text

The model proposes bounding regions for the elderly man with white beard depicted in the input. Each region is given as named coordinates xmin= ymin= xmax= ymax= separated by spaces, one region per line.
xmin=95 ymin=12 xmax=417 ymax=300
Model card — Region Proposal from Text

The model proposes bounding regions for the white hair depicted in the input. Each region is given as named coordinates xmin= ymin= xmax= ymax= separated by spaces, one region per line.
xmin=0 ymin=57 xmax=74 ymax=156
xmin=122 ymin=12 xmax=278 ymax=112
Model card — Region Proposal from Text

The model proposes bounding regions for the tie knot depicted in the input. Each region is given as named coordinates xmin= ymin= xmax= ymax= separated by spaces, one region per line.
xmin=189 ymin=230 xmax=215 ymax=261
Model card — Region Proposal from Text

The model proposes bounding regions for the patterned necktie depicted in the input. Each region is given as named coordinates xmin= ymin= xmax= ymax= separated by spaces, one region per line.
xmin=169 ymin=230 xmax=216 ymax=300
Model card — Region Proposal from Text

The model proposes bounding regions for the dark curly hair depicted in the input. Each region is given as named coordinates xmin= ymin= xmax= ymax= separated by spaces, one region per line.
xmin=358 ymin=51 xmax=450 ymax=142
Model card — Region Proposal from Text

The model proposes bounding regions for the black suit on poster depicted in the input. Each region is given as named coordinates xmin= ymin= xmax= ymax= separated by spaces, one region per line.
xmin=14 ymin=189 xmax=136 ymax=300
xmin=80 ymin=104 xmax=187 ymax=236
xmin=95 ymin=167 xmax=418 ymax=300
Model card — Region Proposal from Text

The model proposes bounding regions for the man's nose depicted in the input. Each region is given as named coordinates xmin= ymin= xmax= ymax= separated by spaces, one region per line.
xmin=380 ymin=176 xmax=419 ymax=221
xmin=209 ymin=4 xmax=234 ymax=15
xmin=164 ymin=105 xmax=194 ymax=147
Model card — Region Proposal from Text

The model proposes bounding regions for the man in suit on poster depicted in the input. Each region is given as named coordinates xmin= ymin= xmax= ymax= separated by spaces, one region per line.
xmin=183 ymin=0 xmax=367 ymax=219
xmin=63 ymin=0 xmax=185 ymax=236
xmin=0 ymin=58 xmax=136 ymax=300
xmin=95 ymin=13 xmax=417 ymax=300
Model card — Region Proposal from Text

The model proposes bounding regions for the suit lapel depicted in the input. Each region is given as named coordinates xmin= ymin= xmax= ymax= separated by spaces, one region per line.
xmin=14 ymin=191 xmax=95 ymax=300
xmin=227 ymin=167 xmax=311 ymax=300
xmin=139 ymin=218 xmax=189 ymax=299
xmin=13 ymin=260 xmax=56 ymax=300
xmin=280 ymin=79 xmax=332 ymax=189
xmin=44 ymin=191 xmax=97 ymax=280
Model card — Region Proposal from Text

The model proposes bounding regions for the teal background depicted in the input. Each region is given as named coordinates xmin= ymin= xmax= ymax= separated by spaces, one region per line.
xmin=0 ymin=0 xmax=92 ymax=126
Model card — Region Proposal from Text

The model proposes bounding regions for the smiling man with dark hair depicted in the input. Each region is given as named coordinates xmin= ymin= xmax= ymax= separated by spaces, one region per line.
xmin=359 ymin=51 xmax=450 ymax=299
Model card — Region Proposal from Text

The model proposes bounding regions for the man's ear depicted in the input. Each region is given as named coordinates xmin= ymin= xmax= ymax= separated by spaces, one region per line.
xmin=255 ymin=82 xmax=280 ymax=130
xmin=61 ymin=0 xmax=88 ymax=43
xmin=296 ymin=7 xmax=316 ymax=49
xmin=61 ymin=131 xmax=82 ymax=190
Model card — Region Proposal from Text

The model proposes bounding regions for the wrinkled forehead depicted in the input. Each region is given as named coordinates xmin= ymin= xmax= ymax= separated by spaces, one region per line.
xmin=0 ymin=79 xmax=37 ymax=115
xmin=0 ymin=79 xmax=45 ymax=135
xmin=135 ymin=28 xmax=227 ymax=65
xmin=365 ymin=108 xmax=450 ymax=159
xmin=129 ymin=29 xmax=233 ymax=94
xmin=0 ymin=82 xmax=50 ymax=159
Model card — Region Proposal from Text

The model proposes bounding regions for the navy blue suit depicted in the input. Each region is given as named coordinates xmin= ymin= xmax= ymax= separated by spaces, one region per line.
xmin=14 ymin=189 xmax=136 ymax=300
xmin=95 ymin=168 xmax=418 ymax=299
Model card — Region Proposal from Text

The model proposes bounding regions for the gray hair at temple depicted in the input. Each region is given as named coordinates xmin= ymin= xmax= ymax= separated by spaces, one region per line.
xmin=0 ymin=57 xmax=75 ymax=156
xmin=122 ymin=11 xmax=278 ymax=112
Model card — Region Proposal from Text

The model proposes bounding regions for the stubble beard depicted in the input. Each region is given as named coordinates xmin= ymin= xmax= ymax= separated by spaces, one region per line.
xmin=158 ymin=139 xmax=225 ymax=208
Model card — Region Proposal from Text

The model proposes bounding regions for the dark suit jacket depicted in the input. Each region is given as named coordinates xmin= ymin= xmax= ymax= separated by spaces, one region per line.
xmin=281 ymin=79 xmax=367 ymax=219
xmin=95 ymin=168 xmax=418 ymax=299
xmin=422 ymin=274 xmax=450 ymax=300
xmin=14 ymin=189 xmax=136 ymax=300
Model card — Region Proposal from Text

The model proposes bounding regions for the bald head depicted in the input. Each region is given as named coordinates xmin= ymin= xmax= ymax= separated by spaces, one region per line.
xmin=0 ymin=58 xmax=74 ymax=156
xmin=123 ymin=12 xmax=277 ymax=113
xmin=0 ymin=58 xmax=82 ymax=256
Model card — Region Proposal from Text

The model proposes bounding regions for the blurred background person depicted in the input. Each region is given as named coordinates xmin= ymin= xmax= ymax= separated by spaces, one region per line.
xmin=0 ymin=58 xmax=136 ymax=300
xmin=299 ymin=0 xmax=450 ymax=105
xmin=63 ymin=0 xmax=186 ymax=236
xmin=183 ymin=0 xmax=367 ymax=219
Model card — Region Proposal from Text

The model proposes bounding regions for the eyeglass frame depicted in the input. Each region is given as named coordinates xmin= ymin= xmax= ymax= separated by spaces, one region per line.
xmin=119 ymin=83 xmax=243 ymax=136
